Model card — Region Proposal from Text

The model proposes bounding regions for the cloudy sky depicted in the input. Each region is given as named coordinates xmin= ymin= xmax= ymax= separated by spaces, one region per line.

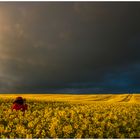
xmin=0 ymin=2 xmax=140 ymax=93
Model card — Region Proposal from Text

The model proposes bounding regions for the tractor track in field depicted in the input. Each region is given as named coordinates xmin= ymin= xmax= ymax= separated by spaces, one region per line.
xmin=91 ymin=95 xmax=113 ymax=101
xmin=118 ymin=94 xmax=133 ymax=102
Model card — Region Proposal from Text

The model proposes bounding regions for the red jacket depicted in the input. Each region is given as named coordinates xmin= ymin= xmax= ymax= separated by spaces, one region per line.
xmin=12 ymin=103 xmax=28 ymax=111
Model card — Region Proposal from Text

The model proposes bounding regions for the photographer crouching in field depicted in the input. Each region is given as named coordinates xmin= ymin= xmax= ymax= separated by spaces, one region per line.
xmin=11 ymin=97 xmax=28 ymax=112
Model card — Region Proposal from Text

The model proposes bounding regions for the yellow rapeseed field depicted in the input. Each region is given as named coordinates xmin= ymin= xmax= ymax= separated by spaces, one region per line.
xmin=0 ymin=94 xmax=139 ymax=138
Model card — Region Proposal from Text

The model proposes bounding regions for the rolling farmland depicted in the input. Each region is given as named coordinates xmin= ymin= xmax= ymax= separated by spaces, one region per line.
xmin=0 ymin=93 xmax=139 ymax=103
xmin=0 ymin=94 xmax=139 ymax=138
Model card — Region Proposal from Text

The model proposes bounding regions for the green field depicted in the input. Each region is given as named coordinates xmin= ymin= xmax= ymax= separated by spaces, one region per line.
xmin=0 ymin=94 xmax=139 ymax=138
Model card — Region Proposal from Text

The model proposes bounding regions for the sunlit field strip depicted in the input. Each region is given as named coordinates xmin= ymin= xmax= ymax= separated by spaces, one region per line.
xmin=0 ymin=94 xmax=139 ymax=103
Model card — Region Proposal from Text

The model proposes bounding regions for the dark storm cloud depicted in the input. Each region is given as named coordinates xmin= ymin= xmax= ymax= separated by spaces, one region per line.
xmin=0 ymin=2 xmax=140 ymax=93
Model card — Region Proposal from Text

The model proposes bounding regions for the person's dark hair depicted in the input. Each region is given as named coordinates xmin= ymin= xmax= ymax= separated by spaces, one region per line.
xmin=13 ymin=97 xmax=24 ymax=105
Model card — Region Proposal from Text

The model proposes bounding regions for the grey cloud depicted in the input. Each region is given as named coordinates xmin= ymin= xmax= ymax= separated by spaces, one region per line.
xmin=0 ymin=2 xmax=140 ymax=93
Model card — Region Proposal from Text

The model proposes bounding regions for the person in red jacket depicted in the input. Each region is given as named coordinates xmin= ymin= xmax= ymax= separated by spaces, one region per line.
xmin=12 ymin=97 xmax=28 ymax=111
